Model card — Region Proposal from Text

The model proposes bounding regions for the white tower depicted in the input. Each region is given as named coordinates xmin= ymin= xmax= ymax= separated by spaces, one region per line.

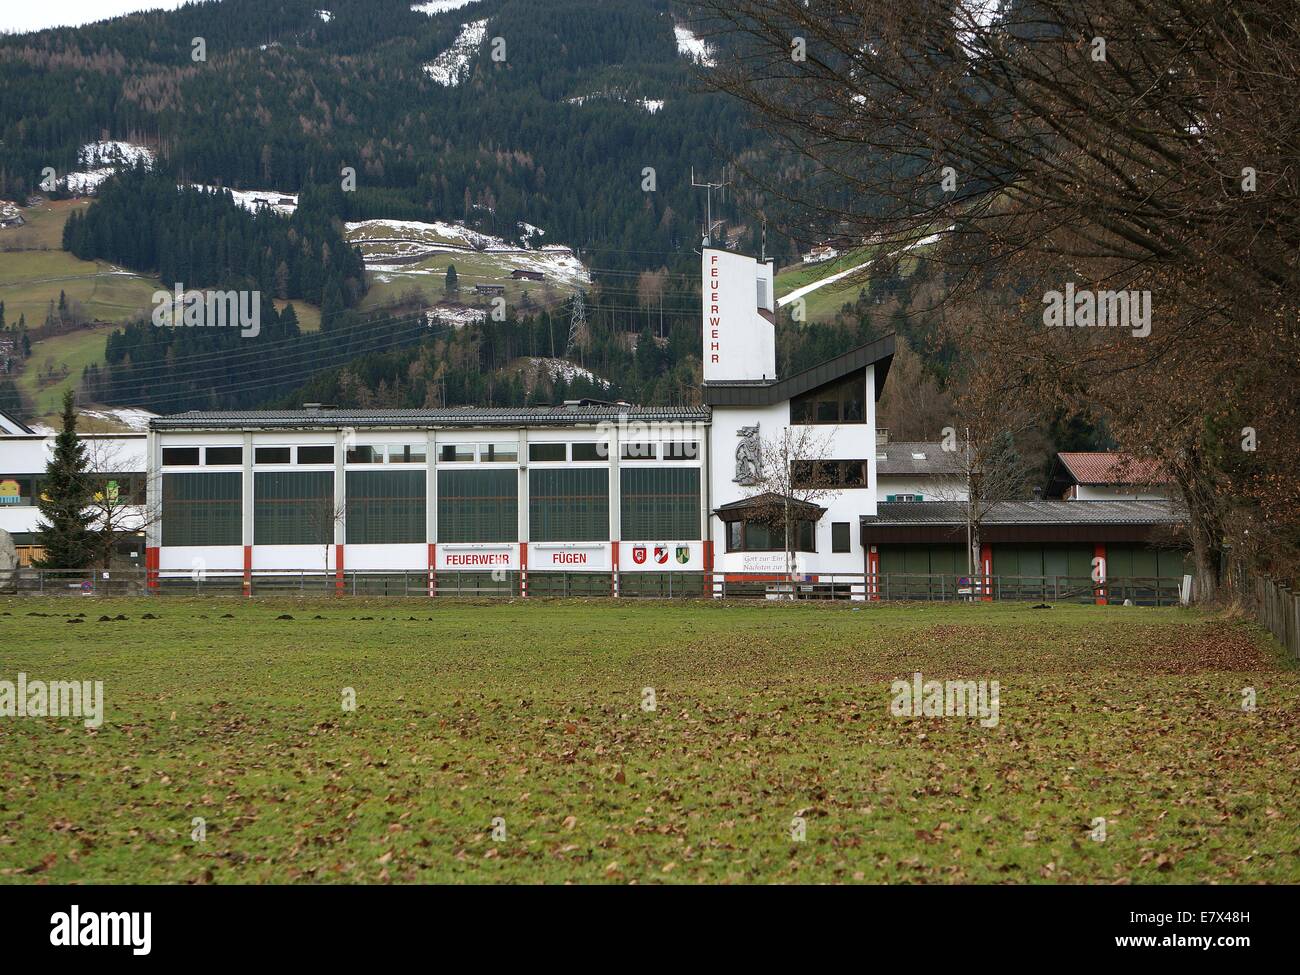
xmin=702 ymin=248 xmax=776 ymax=384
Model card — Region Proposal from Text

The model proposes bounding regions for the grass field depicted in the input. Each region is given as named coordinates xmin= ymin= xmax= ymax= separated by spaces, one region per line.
xmin=0 ymin=599 xmax=1295 ymax=884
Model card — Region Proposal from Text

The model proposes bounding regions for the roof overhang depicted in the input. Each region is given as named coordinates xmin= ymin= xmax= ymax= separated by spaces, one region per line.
xmin=702 ymin=334 xmax=895 ymax=408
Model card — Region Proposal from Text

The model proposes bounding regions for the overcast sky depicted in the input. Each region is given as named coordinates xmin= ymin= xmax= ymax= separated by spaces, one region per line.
xmin=0 ymin=1 xmax=200 ymax=35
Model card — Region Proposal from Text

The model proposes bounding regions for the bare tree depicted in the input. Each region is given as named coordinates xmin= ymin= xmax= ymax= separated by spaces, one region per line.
xmin=739 ymin=425 xmax=840 ymax=588
xmin=82 ymin=438 xmax=159 ymax=573
xmin=694 ymin=0 xmax=1300 ymax=594
xmin=304 ymin=494 xmax=346 ymax=577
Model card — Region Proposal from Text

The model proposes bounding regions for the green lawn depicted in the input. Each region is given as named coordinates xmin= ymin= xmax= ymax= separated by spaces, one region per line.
xmin=0 ymin=599 xmax=1295 ymax=884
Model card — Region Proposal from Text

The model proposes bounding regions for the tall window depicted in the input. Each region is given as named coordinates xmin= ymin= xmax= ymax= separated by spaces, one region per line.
xmin=438 ymin=469 xmax=518 ymax=542
xmin=254 ymin=471 xmax=334 ymax=545
xmin=621 ymin=468 xmax=700 ymax=540
xmin=789 ymin=370 xmax=866 ymax=424
xmin=530 ymin=468 xmax=608 ymax=541
xmin=162 ymin=472 xmax=242 ymax=546
xmin=347 ymin=470 xmax=425 ymax=544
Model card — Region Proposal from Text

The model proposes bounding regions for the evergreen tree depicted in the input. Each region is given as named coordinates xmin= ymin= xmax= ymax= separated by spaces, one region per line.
xmin=445 ymin=264 xmax=458 ymax=291
xmin=34 ymin=390 xmax=97 ymax=569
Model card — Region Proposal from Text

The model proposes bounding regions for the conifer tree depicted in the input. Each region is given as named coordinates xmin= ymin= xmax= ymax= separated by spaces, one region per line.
xmin=35 ymin=390 xmax=96 ymax=569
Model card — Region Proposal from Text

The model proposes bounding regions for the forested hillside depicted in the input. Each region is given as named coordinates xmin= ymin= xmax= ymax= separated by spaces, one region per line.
xmin=0 ymin=0 xmax=763 ymax=272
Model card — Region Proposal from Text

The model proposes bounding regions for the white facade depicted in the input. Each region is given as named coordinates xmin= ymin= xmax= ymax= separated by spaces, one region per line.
xmin=1069 ymin=484 xmax=1171 ymax=502
xmin=702 ymin=247 xmax=776 ymax=383
xmin=0 ymin=433 xmax=148 ymax=562
xmin=701 ymin=248 xmax=889 ymax=582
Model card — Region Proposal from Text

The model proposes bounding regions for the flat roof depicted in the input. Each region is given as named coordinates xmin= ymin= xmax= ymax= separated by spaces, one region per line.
xmin=862 ymin=499 xmax=1184 ymax=527
xmin=151 ymin=405 xmax=711 ymax=431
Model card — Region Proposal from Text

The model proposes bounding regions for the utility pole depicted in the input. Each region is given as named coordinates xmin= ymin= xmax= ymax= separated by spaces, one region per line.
xmin=691 ymin=167 xmax=729 ymax=248
xmin=565 ymin=290 xmax=587 ymax=358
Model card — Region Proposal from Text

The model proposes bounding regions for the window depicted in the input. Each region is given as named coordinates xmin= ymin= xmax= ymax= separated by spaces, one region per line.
xmin=789 ymin=370 xmax=866 ymax=425
xmin=621 ymin=468 xmax=700 ymax=540
xmin=440 ymin=444 xmax=475 ymax=463
xmin=0 ymin=474 xmax=39 ymax=507
xmin=162 ymin=472 xmax=241 ymax=546
xmin=438 ymin=469 xmax=517 ymax=542
xmin=205 ymin=446 xmax=242 ymax=466
xmin=254 ymin=471 xmax=333 ymax=544
xmin=724 ymin=517 xmax=816 ymax=553
xmin=162 ymin=447 xmax=200 ymax=466
xmin=93 ymin=474 xmax=147 ymax=506
xmin=663 ymin=441 xmax=699 ymax=461
xmin=529 ymin=468 xmax=608 ymax=541
xmin=571 ymin=442 xmax=605 ymax=462
xmin=528 ymin=443 xmax=566 ymax=463
xmin=347 ymin=470 xmax=425 ymax=543
xmin=832 ymin=522 xmax=851 ymax=553
xmin=620 ymin=442 xmax=657 ymax=461
xmin=886 ymin=494 xmax=922 ymax=502
xmin=254 ymin=446 xmax=291 ymax=465
xmin=478 ymin=442 xmax=517 ymax=463
xmin=791 ymin=459 xmax=869 ymax=489
xmin=387 ymin=444 xmax=427 ymax=464
xmin=297 ymin=445 xmax=334 ymax=465
xmin=347 ymin=445 xmax=383 ymax=464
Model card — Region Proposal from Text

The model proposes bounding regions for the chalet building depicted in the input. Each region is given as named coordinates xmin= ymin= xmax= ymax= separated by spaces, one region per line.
xmin=474 ymin=284 xmax=506 ymax=296
xmin=510 ymin=270 xmax=545 ymax=281
xmin=1045 ymin=452 xmax=1171 ymax=501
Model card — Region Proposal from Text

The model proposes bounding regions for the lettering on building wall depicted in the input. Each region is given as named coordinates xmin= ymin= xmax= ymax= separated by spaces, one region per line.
xmin=709 ymin=253 xmax=721 ymax=364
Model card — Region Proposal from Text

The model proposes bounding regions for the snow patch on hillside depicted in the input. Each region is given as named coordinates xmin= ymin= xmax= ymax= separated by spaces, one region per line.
xmin=316 ymin=9 xmax=333 ymax=23
xmin=426 ymin=305 xmax=487 ymax=328
xmin=568 ymin=92 xmax=665 ymax=114
xmin=674 ymin=25 xmax=715 ymax=67
xmin=347 ymin=218 xmax=590 ymax=287
xmin=58 ymin=141 xmax=155 ymax=196
xmin=411 ymin=0 xmax=481 ymax=14
xmin=191 ymin=185 xmax=299 ymax=216
xmin=528 ymin=357 xmax=610 ymax=389
xmin=423 ymin=18 xmax=487 ymax=86
xmin=80 ymin=407 xmax=157 ymax=432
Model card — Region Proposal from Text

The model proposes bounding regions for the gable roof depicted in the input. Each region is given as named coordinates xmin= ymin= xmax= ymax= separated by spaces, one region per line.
xmin=702 ymin=334 xmax=895 ymax=407
xmin=714 ymin=492 xmax=828 ymax=521
xmin=876 ymin=441 xmax=964 ymax=476
xmin=0 ymin=409 xmax=34 ymax=436
xmin=1046 ymin=452 xmax=1168 ymax=497
xmin=1056 ymin=452 xmax=1167 ymax=484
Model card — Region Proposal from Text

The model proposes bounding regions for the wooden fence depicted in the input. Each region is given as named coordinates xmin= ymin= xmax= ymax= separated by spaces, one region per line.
xmin=1251 ymin=574 xmax=1300 ymax=663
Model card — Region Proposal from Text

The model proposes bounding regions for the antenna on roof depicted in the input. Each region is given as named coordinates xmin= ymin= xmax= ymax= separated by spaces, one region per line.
xmin=691 ymin=167 xmax=729 ymax=248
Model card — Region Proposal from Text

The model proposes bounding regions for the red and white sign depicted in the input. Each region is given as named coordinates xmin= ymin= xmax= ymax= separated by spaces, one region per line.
xmin=531 ymin=542 xmax=610 ymax=571
xmin=437 ymin=543 xmax=520 ymax=572
xmin=632 ymin=545 xmax=647 ymax=565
